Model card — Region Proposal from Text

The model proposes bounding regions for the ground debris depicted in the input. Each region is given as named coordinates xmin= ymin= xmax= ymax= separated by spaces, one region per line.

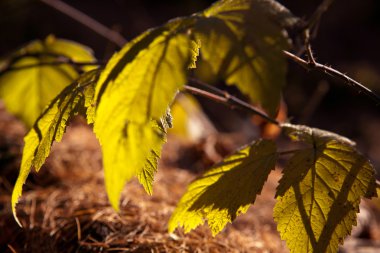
xmin=1 ymin=108 xmax=380 ymax=252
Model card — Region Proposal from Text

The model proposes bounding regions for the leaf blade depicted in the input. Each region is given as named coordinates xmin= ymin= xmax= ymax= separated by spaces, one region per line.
xmin=0 ymin=36 xmax=95 ymax=128
xmin=11 ymin=69 xmax=100 ymax=226
xmin=274 ymin=124 xmax=377 ymax=253
xmin=193 ymin=0 xmax=297 ymax=116
xmin=169 ymin=139 xmax=277 ymax=236
xmin=94 ymin=18 xmax=199 ymax=210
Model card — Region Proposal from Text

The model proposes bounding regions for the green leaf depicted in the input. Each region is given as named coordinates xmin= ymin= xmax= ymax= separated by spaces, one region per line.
xmin=11 ymin=69 xmax=100 ymax=226
xmin=169 ymin=139 xmax=277 ymax=236
xmin=274 ymin=124 xmax=377 ymax=253
xmin=137 ymin=150 xmax=160 ymax=196
xmin=94 ymin=18 xmax=199 ymax=210
xmin=83 ymin=77 xmax=97 ymax=124
xmin=193 ymin=0 xmax=298 ymax=116
xmin=137 ymin=110 xmax=172 ymax=195
xmin=0 ymin=35 xmax=95 ymax=128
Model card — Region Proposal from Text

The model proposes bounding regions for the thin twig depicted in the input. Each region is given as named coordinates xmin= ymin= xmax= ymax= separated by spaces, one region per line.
xmin=307 ymin=0 xmax=335 ymax=37
xmin=295 ymin=0 xmax=335 ymax=56
xmin=188 ymin=77 xmax=230 ymax=98
xmin=303 ymin=29 xmax=316 ymax=66
xmin=40 ymin=0 xmax=127 ymax=47
xmin=7 ymin=245 xmax=17 ymax=253
xmin=278 ymin=149 xmax=309 ymax=156
xmin=283 ymin=50 xmax=380 ymax=105
xmin=184 ymin=84 xmax=279 ymax=125
xmin=75 ymin=217 xmax=82 ymax=241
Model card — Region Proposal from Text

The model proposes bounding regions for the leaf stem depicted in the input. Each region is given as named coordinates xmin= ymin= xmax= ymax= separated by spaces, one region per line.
xmin=184 ymin=81 xmax=279 ymax=125
xmin=277 ymin=148 xmax=315 ymax=156
xmin=277 ymin=149 xmax=300 ymax=156
xmin=40 ymin=0 xmax=127 ymax=47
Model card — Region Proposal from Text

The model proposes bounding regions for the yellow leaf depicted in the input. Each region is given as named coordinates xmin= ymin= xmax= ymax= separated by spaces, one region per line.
xmin=11 ymin=69 xmax=100 ymax=226
xmin=83 ymin=78 xmax=96 ymax=124
xmin=136 ymin=150 xmax=160 ymax=196
xmin=137 ymin=112 xmax=172 ymax=195
xmin=169 ymin=139 xmax=277 ymax=236
xmin=43 ymin=35 xmax=96 ymax=71
xmin=193 ymin=0 xmax=298 ymax=116
xmin=274 ymin=124 xmax=377 ymax=253
xmin=0 ymin=35 xmax=95 ymax=128
xmin=94 ymin=18 xmax=200 ymax=210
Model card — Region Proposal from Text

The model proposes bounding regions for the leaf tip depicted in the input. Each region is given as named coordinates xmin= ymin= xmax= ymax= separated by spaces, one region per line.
xmin=167 ymin=221 xmax=177 ymax=234
xmin=111 ymin=202 xmax=120 ymax=213
xmin=142 ymin=184 xmax=154 ymax=196
xmin=11 ymin=184 xmax=23 ymax=227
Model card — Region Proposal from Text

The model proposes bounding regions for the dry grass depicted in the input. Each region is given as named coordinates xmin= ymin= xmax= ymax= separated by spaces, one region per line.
xmin=0 ymin=105 xmax=286 ymax=253
xmin=1 ymin=105 xmax=380 ymax=252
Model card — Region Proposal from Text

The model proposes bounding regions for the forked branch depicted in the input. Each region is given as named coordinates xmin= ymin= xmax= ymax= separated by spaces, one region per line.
xmin=307 ymin=0 xmax=335 ymax=37
xmin=284 ymin=50 xmax=380 ymax=105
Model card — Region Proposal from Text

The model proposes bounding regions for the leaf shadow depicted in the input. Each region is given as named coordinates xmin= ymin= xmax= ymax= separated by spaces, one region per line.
xmin=187 ymin=145 xmax=275 ymax=222
xmin=294 ymin=147 xmax=370 ymax=252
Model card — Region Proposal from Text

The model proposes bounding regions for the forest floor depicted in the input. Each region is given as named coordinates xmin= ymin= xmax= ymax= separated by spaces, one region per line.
xmin=1 ymin=104 xmax=380 ymax=253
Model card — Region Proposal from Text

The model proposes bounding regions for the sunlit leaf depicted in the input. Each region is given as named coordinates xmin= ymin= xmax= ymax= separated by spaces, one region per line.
xmin=136 ymin=150 xmax=160 ymax=196
xmin=0 ymin=35 xmax=96 ymax=127
xmin=94 ymin=18 xmax=199 ymax=210
xmin=137 ymin=110 xmax=172 ymax=195
xmin=83 ymin=77 xmax=96 ymax=124
xmin=193 ymin=0 xmax=298 ymax=116
xmin=169 ymin=139 xmax=277 ymax=236
xmin=11 ymin=69 xmax=100 ymax=226
xmin=274 ymin=124 xmax=377 ymax=253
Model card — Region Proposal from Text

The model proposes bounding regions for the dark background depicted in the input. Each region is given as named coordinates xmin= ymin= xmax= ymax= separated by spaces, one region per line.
xmin=1 ymin=0 xmax=380 ymax=167
xmin=1 ymin=0 xmax=380 ymax=61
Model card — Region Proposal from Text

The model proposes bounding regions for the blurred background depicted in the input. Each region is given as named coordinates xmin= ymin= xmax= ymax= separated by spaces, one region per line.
xmin=0 ymin=1 xmax=380 ymax=252
xmin=1 ymin=0 xmax=379 ymax=167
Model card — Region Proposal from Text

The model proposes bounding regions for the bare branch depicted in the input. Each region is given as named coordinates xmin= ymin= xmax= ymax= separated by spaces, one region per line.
xmin=303 ymin=29 xmax=316 ymax=65
xmin=284 ymin=50 xmax=380 ymax=105
xmin=40 ymin=0 xmax=127 ymax=47
xmin=184 ymin=81 xmax=279 ymax=125
xmin=295 ymin=0 xmax=335 ymax=56
xmin=307 ymin=0 xmax=335 ymax=37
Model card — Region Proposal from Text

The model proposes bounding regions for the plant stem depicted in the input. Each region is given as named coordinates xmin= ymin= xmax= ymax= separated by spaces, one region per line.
xmin=283 ymin=50 xmax=380 ymax=105
xmin=307 ymin=0 xmax=335 ymax=33
xmin=278 ymin=149 xmax=306 ymax=156
xmin=295 ymin=0 xmax=335 ymax=56
xmin=40 ymin=0 xmax=127 ymax=47
xmin=184 ymin=83 xmax=279 ymax=125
